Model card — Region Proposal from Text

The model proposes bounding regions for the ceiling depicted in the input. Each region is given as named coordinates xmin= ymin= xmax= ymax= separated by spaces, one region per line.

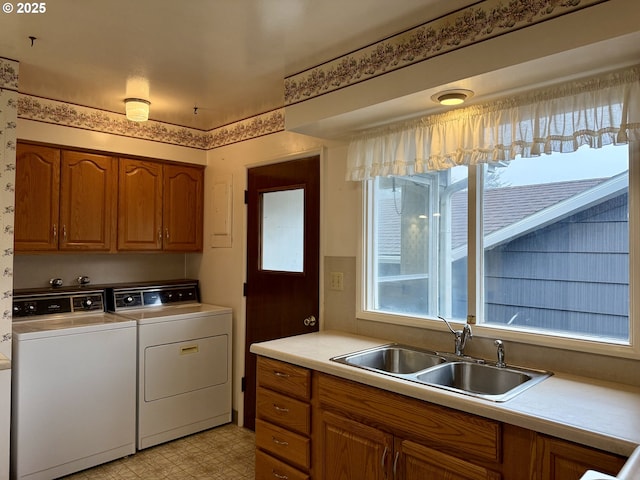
xmin=0 ymin=0 xmax=477 ymax=130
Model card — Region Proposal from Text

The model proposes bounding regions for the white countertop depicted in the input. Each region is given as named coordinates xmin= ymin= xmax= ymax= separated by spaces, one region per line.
xmin=250 ymin=330 xmax=640 ymax=457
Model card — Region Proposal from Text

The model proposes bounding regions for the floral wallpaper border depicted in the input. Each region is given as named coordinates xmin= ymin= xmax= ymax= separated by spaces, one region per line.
xmin=17 ymin=94 xmax=285 ymax=150
xmin=284 ymin=0 xmax=606 ymax=105
xmin=0 ymin=57 xmax=18 ymax=357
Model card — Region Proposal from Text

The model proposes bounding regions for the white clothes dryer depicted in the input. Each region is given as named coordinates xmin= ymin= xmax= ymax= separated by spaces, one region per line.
xmin=108 ymin=280 xmax=232 ymax=450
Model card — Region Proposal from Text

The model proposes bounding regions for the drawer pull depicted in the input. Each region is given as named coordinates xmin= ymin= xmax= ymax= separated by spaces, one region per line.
xmin=180 ymin=345 xmax=199 ymax=355
xmin=273 ymin=404 xmax=290 ymax=413
xmin=274 ymin=371 xmax=290 ymax=378
xmin=272 ymin=436 xmax=289 ymax=446
xmin=272 ymin=471 xmax=289 ymax=480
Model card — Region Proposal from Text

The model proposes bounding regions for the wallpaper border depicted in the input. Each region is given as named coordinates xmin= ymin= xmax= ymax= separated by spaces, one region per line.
xmin=17 ymin=94 xmax=285 ymax=151
xmin=284 ymin=0 xmax=607 ymax=105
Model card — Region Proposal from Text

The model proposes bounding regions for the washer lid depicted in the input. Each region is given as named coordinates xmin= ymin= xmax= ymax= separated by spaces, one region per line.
xmin=12 ymin=313 xmax=136 ymax=339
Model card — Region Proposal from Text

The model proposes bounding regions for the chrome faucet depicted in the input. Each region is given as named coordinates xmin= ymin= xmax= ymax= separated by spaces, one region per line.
xmin=439 ymin=316 xmax=472 ymax=356
xmin=495 ymin=339 xmax=506 ymax=368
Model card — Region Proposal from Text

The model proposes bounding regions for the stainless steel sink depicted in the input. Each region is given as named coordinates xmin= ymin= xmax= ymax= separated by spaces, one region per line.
xmin=331 ymin=344 xmax=551 ymax=402
xmin=331 ymin=344 xmax=446 ymax=374
xmin=415 ymin=361 xmax=550 ymax=402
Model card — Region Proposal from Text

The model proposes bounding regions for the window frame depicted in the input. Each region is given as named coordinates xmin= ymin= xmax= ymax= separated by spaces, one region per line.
xmin=357 ymin=142 xmax=640 ymax=360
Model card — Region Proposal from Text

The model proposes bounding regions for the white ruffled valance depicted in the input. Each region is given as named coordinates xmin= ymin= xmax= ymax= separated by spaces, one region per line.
xmin=346 ymin=65 xmax=640 ymax=181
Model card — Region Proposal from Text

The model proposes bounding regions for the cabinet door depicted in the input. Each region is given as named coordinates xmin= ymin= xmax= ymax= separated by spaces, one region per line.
xmin=162 ymin=164 xmax=203 ymax=251
xmin=15 ymin=143 xmax=60 ymax=252
xmin=59 ymin=150 xmax=117 ymax=251
xmin=319 ymin=411 xmax=392 ymax=480
xmin=398 ymin=439 xmax=501 ymax=480
xmin=117 ymin=158 xmax=163 ymax=251
xmin=537 ymin=435 xmax=626 ymax=480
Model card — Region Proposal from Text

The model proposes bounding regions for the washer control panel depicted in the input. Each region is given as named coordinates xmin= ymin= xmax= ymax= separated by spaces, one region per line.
xmin=13 ymin=291 xmax=105 ymax=318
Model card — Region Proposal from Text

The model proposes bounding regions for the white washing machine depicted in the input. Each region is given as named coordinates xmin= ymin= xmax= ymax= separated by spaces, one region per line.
xmin=108 ymin=280 xmax=232 ymax=450
xmin=11 ymin=288 xmax=136 ymax=480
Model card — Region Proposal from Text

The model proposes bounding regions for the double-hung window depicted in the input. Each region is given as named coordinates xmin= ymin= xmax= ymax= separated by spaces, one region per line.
xmin=351 ymin=65 xmax=640 ymax=356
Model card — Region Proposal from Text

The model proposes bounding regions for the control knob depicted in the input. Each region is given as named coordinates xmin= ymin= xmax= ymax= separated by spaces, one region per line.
xmin=82 ymin=298 xmax=94 ymax=310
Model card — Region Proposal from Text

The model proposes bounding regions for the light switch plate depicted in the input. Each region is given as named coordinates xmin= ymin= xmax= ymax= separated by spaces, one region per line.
xmin=330 ymin=272 xmax=344 ymax=291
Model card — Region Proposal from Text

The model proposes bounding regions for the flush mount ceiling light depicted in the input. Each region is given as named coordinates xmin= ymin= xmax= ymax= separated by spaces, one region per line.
xmin=124 ymin=98 xmax=151 ymax=122
xmin=431 ymin=89 xmax=474 ymax=106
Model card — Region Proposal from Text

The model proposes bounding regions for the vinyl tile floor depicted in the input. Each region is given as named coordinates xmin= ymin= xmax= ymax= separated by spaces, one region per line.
xmin=61 ymin=424 xmax=255 ymax=480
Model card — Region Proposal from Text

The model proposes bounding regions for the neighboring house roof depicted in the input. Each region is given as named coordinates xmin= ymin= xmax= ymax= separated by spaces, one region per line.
xmin=378 ymin=174 xmax=628 ymax=259
xmin=451 ymin=177 xmax=609 ymax=250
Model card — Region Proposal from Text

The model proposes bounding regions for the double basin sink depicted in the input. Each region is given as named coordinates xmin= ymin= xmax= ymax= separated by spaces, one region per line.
xmin=331 ymin=344 xmax=551 ymax=402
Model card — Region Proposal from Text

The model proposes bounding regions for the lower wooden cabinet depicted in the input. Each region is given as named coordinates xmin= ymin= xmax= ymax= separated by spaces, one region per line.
xmin=254 ymin=356 xmax=628 ymax=480
xmin=318 ymin=410 xmax=501 ymax=480
xmin=256 ymin=449 xmax=309 ymax=480
xmin=255 ymin=358 xmax=312 ymax=479
xmin=536 ymin=434 xmax=626 ymax=480
xmin=319 ymin=411 xmax=392 ymax=480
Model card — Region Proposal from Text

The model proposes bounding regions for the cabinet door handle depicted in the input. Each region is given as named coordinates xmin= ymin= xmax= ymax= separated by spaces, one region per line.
xmin=392 ymin=451 xmax=399 ymax=478
xmin=273 ymin=371 xmax=290 ymax=379
xmin=381 ymin=446 xmax=388 ymax=473
xmin=52 ymin=224 xmax=57 ymax=242
xmin=62 ymin=224 xmax=67 ymax=241
xmin=165 ymin=227 xmax=169 ymax=240
xmin=273 ymin=404 xmax=289 ymax=413
xmin=272 ymin=470 xmax=288 ymax=480
xmin=158 ymin=229 xmax=162 ymax=243
xmin=272 ymin=436 xmax=289 ymax=446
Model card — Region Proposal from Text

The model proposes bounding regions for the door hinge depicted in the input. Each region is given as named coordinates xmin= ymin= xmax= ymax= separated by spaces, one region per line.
xmin=241 ymin=376 xmax=246 ymax=392
xmin=244 ymin=190 xmax=248 ymax=204
xmin=243 ymin=282 xmax=247 ymax=297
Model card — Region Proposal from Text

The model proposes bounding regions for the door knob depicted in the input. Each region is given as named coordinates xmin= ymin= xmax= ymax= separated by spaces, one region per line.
xmin=303 ymin=315 xmax=317 ymax=327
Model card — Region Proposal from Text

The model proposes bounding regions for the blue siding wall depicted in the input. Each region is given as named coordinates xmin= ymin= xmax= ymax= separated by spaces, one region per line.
xmin=481 ymin=194 xmax=629 ymax=339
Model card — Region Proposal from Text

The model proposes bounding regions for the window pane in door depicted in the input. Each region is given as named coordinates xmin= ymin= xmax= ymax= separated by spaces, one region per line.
xmin=261 ymin=188 xmax=304 ymax=272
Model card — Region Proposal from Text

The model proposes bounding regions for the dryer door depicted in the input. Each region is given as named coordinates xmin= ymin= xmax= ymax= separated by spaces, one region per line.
xmin=144 ymin=334 xmax=228 ymax=402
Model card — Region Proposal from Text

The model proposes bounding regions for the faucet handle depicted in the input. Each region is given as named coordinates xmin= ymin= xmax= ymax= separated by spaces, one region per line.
xmin=463 ymin=323 xmax=473 ymax=338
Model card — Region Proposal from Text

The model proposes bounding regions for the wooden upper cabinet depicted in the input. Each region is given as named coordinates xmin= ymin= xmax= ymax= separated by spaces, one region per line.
xmin=15 ymin=143 xmax=61 ymax=252
xmin=16 ymin=143 xmax=203 ymax=253
xmin=162 ymin=164 xmax=204 ymax=252
xmin=117 ymin=158 xmax=163 ymax=251
xmin=59 ymin=151 xmax=117 ymax=251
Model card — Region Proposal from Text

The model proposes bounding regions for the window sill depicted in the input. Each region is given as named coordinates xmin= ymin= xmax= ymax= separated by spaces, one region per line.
xmin=357 ymin=309 xmax=640 ymax=361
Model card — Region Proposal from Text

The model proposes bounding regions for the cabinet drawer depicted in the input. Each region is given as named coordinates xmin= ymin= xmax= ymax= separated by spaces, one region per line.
xmin=256 ymin=418 xmax=310 ymax=470
xmin=256 ymin=450 xmax=310 ymax=480
xmin=318 ymin=373 xmax=501 ymax=463
xmin=257 ymin=357 xmax=311 ymax=401
xmin=257 ymin=387 xmax=311 ymax=435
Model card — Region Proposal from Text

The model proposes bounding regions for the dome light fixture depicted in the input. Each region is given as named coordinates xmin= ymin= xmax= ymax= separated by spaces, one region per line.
xmin=432 ymin=89 xmax=474 ymax=106
xmin=125 ymin=98 xmax=151 ymax=122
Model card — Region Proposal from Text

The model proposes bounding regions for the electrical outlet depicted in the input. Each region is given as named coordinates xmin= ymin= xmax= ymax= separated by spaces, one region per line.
xmin=330 ymin=272 xmax=344 ymax=291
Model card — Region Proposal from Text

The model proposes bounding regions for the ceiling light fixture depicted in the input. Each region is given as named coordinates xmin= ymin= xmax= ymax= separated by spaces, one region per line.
xmin=431 ymin=89 xmax=474 ymax=106
xmin=124 ymin=98 xmax=150 ymax=122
